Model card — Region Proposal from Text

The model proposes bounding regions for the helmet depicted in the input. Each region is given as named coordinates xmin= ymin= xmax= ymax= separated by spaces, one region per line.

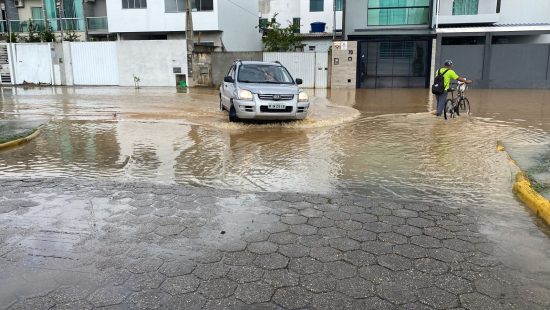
xmin=444 ymin=59 xmax=453 ymax=66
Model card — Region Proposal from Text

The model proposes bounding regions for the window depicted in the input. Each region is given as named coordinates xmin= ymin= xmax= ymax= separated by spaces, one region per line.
xmin=122 ymin=0 xmax=147 ymax=9
xmin=309 ymin=46 xmax=316 ymax=51
xmin=31 ymin=7 xmax=43 ymax=20
xmin=293 ymin=18 xmax=300 ymax=33
xmin=192 ymin=0 xmax=213 ymax=11
xmin=165 ymin=0 xmax=185 ymax=12
xmin=368 ymin=0 xmax=430 ymax=26
xmin=310 ymin=0 xmax=324 ymax=12
xmin=335 ymin=0 xmax=343 ymax=11
xmin=259 ymin=18 xmax=268 ymax=29
xmin=238 ymin=65 xmax=294 ymax=84
xmin=452 ymin=0 xmax=479 ymax=15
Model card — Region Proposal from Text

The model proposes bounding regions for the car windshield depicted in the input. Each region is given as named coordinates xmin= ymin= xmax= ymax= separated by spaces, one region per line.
xmin=237 ymin=64 xmax=294 ymax=84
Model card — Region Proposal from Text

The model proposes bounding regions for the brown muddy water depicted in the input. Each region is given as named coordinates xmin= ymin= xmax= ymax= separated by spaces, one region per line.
xmin=1 ymin=86 xmax=550 ymax=285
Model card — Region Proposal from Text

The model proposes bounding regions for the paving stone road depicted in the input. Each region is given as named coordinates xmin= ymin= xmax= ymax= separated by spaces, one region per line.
xmin=0 ymin=178 xmax=549 ymax=309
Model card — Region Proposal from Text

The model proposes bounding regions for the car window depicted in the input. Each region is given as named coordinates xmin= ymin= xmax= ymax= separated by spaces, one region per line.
xmin=237 ymin=65 xmax=294 ymax=84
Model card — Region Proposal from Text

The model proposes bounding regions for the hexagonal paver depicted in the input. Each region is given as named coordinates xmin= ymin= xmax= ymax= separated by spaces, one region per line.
xmin=268 ymin=232 xmax=299 ymax=245
xmin=361 ymin=296 xmax=396 ymax=310
xmin=223 ymin=251 xmax=256 ymax=266
xmin=198 ymin=278 xmax=237 ymax=299
xmin=310 ymin=246 xmax=343 ymax=262
xmin=193 ymin=263 xmax=229 ymax=280
xmin=163 ymin=292 xmax=207 ymax=310
xmin=460 ymin=293 xmax=502 ymax=310
xmin=87 ymin=286 xmax=130 ymax=307
xmin=281 ymin=215 xmax=308 ymax=225
xmin=127 ymin=291 xmax=169 ymax=309
xmin=125 ymin=272 xmax=166 ymax=292
xmin=329 ymin=237 xmax=360 ymax=252
xmin=278 ymin=244 xmax=310 ymax=258
xmin=393 ymin=209 xmax=419 ymax=218
xmin=393 ymin=225 xmax=423 ymax=237
xmin=318 ymin=227 xmax=348 ymax=238
xmin=474 ymin=278 xmax=518 ymax=299
xmin=262 ymin=269 xmax=300 ymax=288
xmin=218 ymin=240 xmax=248 ymax=252
xmin=362 ymin=241 xmax=393 ymax=255
xmin=377 ymin=254 xmax=412 ymax=271
xmin=378 ymin=232 xmax=408 ymax=245
xmin=335 ymin=220 xmax=363 ymax=231
xmin=49 ymin=286 xmax=93 ymax=304
xmin=414 ymin=258 xmax=449 ymax=275
xmin=301 ymin=272 xmax=337 ymax=293
xmin=434 ymin=273 xmax=473 ymax=295
xmin=417 ymin=286 xmax=459 ymax=309
xmin=288 ymin=257 xmax=324 ymax=275
xmin=376 ymin=282 xmax=418 ymax=305
xmin=154 ymin=225 xmax=185 ymax=236
xmin=299 ymin=208 xmax=324 ymax=218
xmin=159 ymin=260 xmax=196 ymax=277
xmin=337 ymin=277 xmax=375 ymax=298
xmin=411 ymin=235 xmax=442 ymax=248
xmin=254 ymin=253 xmax=289 ymax=270
xmin=428 ymin=248 xmax=465 ymax=263
xmin=407 ymin=218 xmax=436 ymax=228
xmin=324 ymin=211 xmax=351 ymax=221
xmin=160 ymin=275 xmax=202 ymax=295
xmin=127 ymin=257 xmax=164 ymax=274
xmin=442 ymin=238 xmax=476 ymax=253
xmin=343 ymin=250 xmax=377 ymax=267
xmin=234 ymin=282 xmax=274 ymax=304
xmin=227 ymin=265 xmax=264 ymax=283
xmin=307 ymin=217 xmax=335 ymax=228
xmin=248 ymin=241 xmax=278 ymax=255
xmin=289 ymin=224 xmax=318 ymax=236
xmin=393 ymin=244 xmax=428 ymax=259
xmin=311 ymin=291 xmax=363 ymax=309
xmin=272 ymin=287 xmax=313 ymax=309
xmin=363 ymin=222 xmax=392 ymax=233
xmin=347 ymin=229 xmax=377 ymax=242
xmin=325 ymin=261 xmax=358 ymax=279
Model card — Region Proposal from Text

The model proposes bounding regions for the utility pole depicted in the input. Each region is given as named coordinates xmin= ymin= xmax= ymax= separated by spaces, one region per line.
xmin=185 ymin=0 xmax=194 ymax=86
xmin=332 ymin=0 xmax=336 ymax=40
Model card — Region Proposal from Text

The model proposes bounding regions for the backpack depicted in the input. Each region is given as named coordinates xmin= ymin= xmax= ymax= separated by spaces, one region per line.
xmin=431 ymin=69 xmax=450 ymax=96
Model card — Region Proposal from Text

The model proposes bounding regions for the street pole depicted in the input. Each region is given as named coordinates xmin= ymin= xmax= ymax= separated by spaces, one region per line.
xmin=186 ymin=0 xmax=194 ymax=86
xmin=57 ymin=0 xmax=64 ymax=42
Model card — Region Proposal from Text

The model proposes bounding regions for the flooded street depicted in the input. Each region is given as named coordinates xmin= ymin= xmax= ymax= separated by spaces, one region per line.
xmin=1 ymin=86 xmax=550 ymax=308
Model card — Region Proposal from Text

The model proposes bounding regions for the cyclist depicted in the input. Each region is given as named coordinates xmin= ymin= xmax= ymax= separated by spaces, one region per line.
xmin=435 ymin=60 xmax=472 ymax=117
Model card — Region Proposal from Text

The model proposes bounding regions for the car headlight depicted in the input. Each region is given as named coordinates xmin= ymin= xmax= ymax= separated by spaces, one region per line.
xmin=298 ymin=91 xmax=309 ymax=102
xmin=238 ymin=89 xmax=254 ymax=101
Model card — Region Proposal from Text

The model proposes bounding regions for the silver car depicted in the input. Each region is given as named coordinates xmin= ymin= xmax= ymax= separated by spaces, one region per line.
xmin=219 ymin=60 xmax=310 ymax=122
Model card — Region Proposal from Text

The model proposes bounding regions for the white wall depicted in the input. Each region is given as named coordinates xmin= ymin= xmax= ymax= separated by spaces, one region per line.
xmin=439 ymin=0 xmax=498 ymax=16
xmin=117 ymin=40 xmax=188 ymax=87
xmin=344 ymin=0 xmax=369 ymax=38
xmin=106 ymin=0 xmax=219 ymax=33
xmin=498 ymin=0 xmax=550 ymax=24
xmin=302 ymin=39 xmax=332 ymax=52
xmin=259 ymin=0 xmax=301 ymax=27
xmin=299 ymin=0 xmax=342 ymax=33
xmin=13 ymin=43 xmax=53 ymax=85
xmin=217 ymin=0 xmax=262 ymax=51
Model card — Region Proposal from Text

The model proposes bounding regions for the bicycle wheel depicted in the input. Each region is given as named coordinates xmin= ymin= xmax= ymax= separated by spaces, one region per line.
xmin=459 ymin=97 xmax=470 ymax=115
xmin=444 ymin=99 xmax=455 ymax=120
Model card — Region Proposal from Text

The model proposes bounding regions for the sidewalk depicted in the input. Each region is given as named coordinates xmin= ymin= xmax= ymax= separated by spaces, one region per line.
xmin=0 ymin=178 xmax=549 ymax=309
xmin=0 ymin=120 xmax=47 ymax=145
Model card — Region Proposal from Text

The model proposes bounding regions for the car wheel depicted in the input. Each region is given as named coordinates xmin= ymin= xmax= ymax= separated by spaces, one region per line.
xmin=229 ymin=104 xmax=239 ymax=123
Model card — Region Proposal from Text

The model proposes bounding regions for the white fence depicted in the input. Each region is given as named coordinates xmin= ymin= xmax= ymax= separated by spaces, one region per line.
xmin=263 ymin=52 xmax=329 ymax=88
xmin=0 ymin=40 xmax=188 ymax=87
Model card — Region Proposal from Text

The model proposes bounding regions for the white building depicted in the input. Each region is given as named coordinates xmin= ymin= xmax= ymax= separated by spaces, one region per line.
xmin=106 ymin=0 xmax=262 ymax=51
xmin=259 ymin=0 xmax=343 ymax=51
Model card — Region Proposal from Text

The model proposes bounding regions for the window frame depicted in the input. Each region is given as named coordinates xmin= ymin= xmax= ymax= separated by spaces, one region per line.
xmin=165 ymin=0 xmax=185 ymax=13
xmin=192 ymin=0 xmax=214 ymax=12
xmin=122 ymin=0 xmax=147 ymax=9
xmin=310 ymin=0 xmax=324 ymax=12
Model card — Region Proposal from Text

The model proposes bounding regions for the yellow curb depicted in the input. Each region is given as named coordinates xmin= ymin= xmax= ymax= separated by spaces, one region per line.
xmin=497 ymin=141 xmax=550 ymax=226
xmin=0 ymin=128 xmax=41 ymax=151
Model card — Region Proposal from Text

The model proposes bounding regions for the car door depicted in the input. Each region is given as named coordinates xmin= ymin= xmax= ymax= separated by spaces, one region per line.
xmin=221 ymin=65 xmax=235 ymax=109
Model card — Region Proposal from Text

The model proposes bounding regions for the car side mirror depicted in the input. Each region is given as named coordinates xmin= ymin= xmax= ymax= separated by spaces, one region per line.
xmin=295 ymin=78 xmax=303 ymax=85
xmin=224 ymin=76 xmax=234 ymax=83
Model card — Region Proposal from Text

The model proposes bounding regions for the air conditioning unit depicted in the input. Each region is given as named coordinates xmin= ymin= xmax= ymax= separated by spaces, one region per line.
xmin=14 ymin=0 xmax=24 ymax=8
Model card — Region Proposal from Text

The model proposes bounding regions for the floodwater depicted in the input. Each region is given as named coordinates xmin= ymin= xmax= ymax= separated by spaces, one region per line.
xmin=1 ymin=86 xmax=550 ymax=285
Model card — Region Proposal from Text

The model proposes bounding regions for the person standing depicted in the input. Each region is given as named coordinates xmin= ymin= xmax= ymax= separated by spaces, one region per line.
xmin=434 ymin=60 xmax=472 ymax=117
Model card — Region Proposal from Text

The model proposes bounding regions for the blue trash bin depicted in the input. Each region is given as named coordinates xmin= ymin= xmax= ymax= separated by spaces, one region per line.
xmin=310 ymin=22 xmax=326 ymax=33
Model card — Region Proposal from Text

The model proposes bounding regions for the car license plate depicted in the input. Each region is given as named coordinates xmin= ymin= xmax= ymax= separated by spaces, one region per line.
xmin=268 ymin=104 xmax=286 ymax=109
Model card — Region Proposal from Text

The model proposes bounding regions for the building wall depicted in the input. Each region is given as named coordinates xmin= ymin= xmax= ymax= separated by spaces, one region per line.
xmin=302 ymin=39 xmax=332 ymax=52
xmin=499 ymin=0 xmax=550 ymax=24
xmin=217 ymin=0 xmax=262 ymax=51
xmin=344 ymin=0 xmax=369 ymax=38
xmin=331 ymin=41 xmax=357 ymax=88
xmin=17 ymin=0 xmax=43 ymax=21
xmin=438 ymin=0 xmax=498 ymax=16
xmin=106 ymin=0 xmax=219 ymax=33
xmin=299 ymin=0 xmax=342 ymax=33
xmin=259 ymin=0 xmax=300 ymax=27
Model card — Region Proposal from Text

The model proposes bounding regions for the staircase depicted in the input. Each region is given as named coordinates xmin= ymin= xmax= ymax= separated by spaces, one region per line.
xmin=0 ymin=44 xmax=12 ymax=84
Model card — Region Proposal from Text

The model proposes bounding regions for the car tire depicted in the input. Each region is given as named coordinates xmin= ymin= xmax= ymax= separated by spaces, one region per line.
xmin=229 ymin=104 xmax=239 ymax=123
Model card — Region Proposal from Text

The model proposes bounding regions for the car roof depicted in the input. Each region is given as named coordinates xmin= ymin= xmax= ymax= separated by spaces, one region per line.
xmin=237 ymin=61 xmax=281 ymax=67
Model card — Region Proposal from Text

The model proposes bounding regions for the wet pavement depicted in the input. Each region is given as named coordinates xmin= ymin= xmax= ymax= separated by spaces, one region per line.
xmin=0 ymin=86 xmax=550 ymax=309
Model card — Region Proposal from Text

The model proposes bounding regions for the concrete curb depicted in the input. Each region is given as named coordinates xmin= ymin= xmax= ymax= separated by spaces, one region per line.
xmin=497 ymin=141 xmax=550 ymax=226
xmin=0 ymin=128 xmax=41 ymax=151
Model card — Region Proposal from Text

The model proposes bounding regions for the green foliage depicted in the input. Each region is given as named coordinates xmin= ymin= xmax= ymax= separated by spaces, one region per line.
xmin=9 ymin=32 xmax=20 ymax=43
xmin=25 ymin=19 xmax=41 ymax=43
xmin=39 ymin=25 xmax=56 ymax=42
xmin=63 ymin=30 xmax=80 ymax=42
xmin=261 ymin=14 xmax=302 ymax=52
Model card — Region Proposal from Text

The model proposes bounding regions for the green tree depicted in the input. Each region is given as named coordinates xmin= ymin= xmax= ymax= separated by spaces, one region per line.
xmin=261 ymin=14 xmax=302 ymax=52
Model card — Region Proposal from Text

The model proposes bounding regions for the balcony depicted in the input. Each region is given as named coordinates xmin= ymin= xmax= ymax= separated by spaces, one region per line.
xmin=368 ymin=7 xmax=431 ymax=26
xmin=0 ymin=18 xmax=108 ymax=33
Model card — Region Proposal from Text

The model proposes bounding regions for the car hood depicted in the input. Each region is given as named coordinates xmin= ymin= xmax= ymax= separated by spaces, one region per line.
xmin=238 ymin=83 xmax=300 ymax=95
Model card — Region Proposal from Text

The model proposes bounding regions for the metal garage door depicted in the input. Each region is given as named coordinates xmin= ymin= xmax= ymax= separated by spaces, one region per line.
xmin=71 ymin=42 xmax=119 ymax=85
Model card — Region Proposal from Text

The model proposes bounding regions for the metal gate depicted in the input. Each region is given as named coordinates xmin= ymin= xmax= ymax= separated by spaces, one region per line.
xmin=14 ymin=43 xmax=53 ymax=85
xmin=263 ymin=52 xmax=328 ymax=88
xmin=71 ymin=42 xmax=119 ymax=85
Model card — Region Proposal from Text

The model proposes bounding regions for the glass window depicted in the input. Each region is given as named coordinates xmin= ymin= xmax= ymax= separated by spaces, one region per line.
xmin=165 ymin=0 xmax=185 ymax=12
xmin=122 ymin=0 xmax=147 ymax=9
xmin=192 ymin=0 xmax=214 ymax=11
xmin=310 ymin=0 xmax=324 ymax=12
xmin=259 ymin=18 xmax=268 ymax=29
xmin=335 ymin=0 xmax=343 ymax=11
xmin=452 ymin=0 xmax=479 ymax=15
xmin=293 ymin=17 xmax=300 ymax=33
xmin=31 ymin=7 xmax=43 ymax=20
xmin=238 ymin=65 xmax=294 ymax=84
xmin=368 ymin=0 xmax=430 ymax=26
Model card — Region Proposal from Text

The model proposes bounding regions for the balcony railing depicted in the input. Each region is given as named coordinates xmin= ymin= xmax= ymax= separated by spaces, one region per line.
xmin=87 ymin=17 xmax=108 ymax=32
xmin=0 ymin=17 xmax=107 ymax=33
xmin=368 ymin=7 xmax=430 ymax=26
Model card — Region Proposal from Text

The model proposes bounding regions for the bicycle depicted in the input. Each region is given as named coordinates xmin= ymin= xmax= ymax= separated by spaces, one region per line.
xmin=444 ymin=82 xmax=471 ymax=120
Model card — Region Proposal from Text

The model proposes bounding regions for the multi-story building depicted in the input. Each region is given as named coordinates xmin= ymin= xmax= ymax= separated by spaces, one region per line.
xmin=259 ymin=0 xmax=344 ymax=51
xmin=0 ymin=0 xmax=109 ymax=40
xmin=341 ymin=0 xmax=550 ymax=89
xmin=106 ymin=0 xmax=261 ymax=51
